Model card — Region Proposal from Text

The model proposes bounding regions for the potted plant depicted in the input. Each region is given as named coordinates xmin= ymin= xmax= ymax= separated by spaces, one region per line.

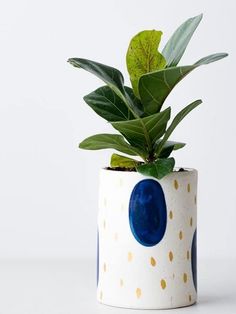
xmin=68 ymin=14 xmax=228 ymax=310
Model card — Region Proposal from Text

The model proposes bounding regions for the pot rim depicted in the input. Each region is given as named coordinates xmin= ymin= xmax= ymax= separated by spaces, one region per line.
xmin=100 ymin=167 xmax=197 ymax=176
xmin=100 ymin=167 xmax=197 ymax=174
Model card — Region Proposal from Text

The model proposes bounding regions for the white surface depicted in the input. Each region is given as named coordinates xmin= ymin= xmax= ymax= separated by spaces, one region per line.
xmin=0 ymin=258 xmax=235 ymax=314
xmin=98 ymin=169 xmax=197 ymax=308
xmin=0 ymin=0 xmax=235 ymax=260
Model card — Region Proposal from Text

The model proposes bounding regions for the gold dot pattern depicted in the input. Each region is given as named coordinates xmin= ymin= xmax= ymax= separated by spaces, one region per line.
xmin=128 ymin=252 xmax=133 ymax=262
xmin=103 ymin=263 xmax=107 ymax=272
xmin=136 ymin=288 xmax=142 ymax=298
xmin=183 ymin=273 xmax=188 ymax=283
xmin=187 ymin=183 xmax=191 ymax=193
xmin=150 ymin=257 xmax=156 ymax=267
xmin=161 ymin=279 xmax=167 ymax=290
xmin=174 ymin=180 xmax=179 ymax=190
xmin=187 ymin=250 xmax=190 ymax=260
xmin=190 ymin=217 xmax=193 ymax=227
xmin=169 ymin=251 xmax=173 ymax=262
xmin=99 ymin=173 xmax=196 ymax=304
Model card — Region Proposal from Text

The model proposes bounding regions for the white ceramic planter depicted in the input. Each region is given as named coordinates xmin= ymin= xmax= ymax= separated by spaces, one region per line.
xmin=97 ymin=168 xmax=197 ymax=309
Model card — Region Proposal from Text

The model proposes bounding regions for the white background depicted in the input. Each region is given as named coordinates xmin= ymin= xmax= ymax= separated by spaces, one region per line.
xmin=0 ymin=0 xmax=235 ymax=261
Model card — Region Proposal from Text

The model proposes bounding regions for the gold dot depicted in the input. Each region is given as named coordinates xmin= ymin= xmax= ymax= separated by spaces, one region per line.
xmin=183 ymin=273 xmax=188 ymax=283
xmin=179 ymin=231 xmax=183 ymax=240
xmin=128 ymin=252 xmax=133 ymax=262
xmin=136 ymin=288 xmax=142 ymax=298
xmin=189 ymin=294 xmax=192 ymax=302
xmin=194 ymin=195 xmax=197 ymax=205
xmin=169 ymin=251 xmax=174 ymax=262
xmin=187 ymin=183 xmax=191 ymax=193
xmin=161 ymin=279 xmax=166 ymax=289
xmin=120 ymin=279 xmax=124 ymax=287
xmin=100 ymin=291 xmax=103 ymax=300
xmin=187 ymin=250 xmax=190 ymax=260
xmin=103 ymin=263 xmax=107 ymax=272
xmin=169 ymin=210 xmax=173 ymax=219
xmin=150 ymin=257 xmax=156 ymax=267
xmin=114 ymin=232 xmax=118 ymax=241
xmin=174 ymin=179 xmax=179 ymax=190
xmin=103 ymin=220 xmax=106 ymax=229
xmin=190 ymin=217 xmax=193 ymax=227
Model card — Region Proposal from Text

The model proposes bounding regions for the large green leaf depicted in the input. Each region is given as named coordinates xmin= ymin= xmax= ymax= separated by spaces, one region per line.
xmin=111 ymin=107 xmax=171 ymax=152
xmin=137 ymin=157 xmax=175 ymax=179
xmin=162 ymin=14 xmax=203 ymax=67
xmin=126 ymin=30 xmax=166 ymax=97
xmin=84 ymin=86 xmax=135 ymax=122
xmin=155 ymin=99 xmax=202 ymax=156
xmin=68 ymin=58 xmax=143 ymax=118
xmin=110 ymin=153 xmax=141 ymax=168
xmin=68 ymin=58 xmax=126 ymax=97
xmin=156 ymin=141 xmax=186 ymax=158
xmin=79 ymin=134 xmax=146 ymax=157
xmin=139 ymin=53 xmax=228 ymax=114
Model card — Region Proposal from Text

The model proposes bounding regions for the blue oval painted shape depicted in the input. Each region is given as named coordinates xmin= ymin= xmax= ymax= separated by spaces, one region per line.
xmin=191 ymin=229 xmax=197 ymax=291
xmin=129 ymin=179 xmax=167 ymax=247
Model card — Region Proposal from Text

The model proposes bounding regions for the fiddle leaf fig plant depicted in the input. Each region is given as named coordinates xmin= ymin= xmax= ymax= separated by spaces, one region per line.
xmin=68 ymin=14 xmax=228 ymax=179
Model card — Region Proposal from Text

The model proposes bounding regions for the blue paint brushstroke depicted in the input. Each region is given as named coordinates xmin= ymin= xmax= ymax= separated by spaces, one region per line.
xmin=129 ymin=179 xmax=167 ymax=247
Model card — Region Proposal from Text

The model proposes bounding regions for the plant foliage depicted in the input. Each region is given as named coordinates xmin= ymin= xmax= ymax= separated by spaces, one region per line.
xmin=68 ymin=14 xmax=228 ymax=179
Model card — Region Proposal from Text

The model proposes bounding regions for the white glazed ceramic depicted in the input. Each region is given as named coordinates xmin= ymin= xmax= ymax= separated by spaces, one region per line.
xmin=97 ymin=168 xmax=197 ymax=309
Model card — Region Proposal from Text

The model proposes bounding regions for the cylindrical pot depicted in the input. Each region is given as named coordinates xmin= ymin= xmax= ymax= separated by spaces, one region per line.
xmin=97 ymin=168 xmax=197 ymax=310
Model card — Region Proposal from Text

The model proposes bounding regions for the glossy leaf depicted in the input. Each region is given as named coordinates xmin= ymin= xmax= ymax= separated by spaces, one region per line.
xmin=68 ymin=58 xmax=143 ymax=118
xmin=156 ymin=141 xmax=186 ymax=158
xmin=110 ymin=153 xmax=141 ymax=168
xmin=137 ymin=157 xmax=175 ymax=179
xmin=111 ymin=107 xmax=171 ymax=152
xmin=126 ymin=30 xmax=166 ymax=97
xmin=162 ymin=14 xmax=203 ymax=67
xmin=155 ymin=100 xmax=202 ymax=156
xmin=139 ymin=53 xmax=228 ymax=114
xmin=79 ymin=134 xmax=145 ymax=157
xmin=68 ymin=58 xmax=126 ymax=97
xmin=84 ymin=86 xmax=135 ymax=122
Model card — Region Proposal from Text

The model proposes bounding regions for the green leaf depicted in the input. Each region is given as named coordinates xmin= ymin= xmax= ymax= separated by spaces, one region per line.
xmin=156 ymin=141 xmax=186 ymax=158
xmin=111 ymin=107 xmax=171 ymax=152
xmin=162 ymin=14 xmax=203 ymax=67
xmin=68 ymin=58 xmax=126 ymax=98
xmin=83 ymin=86 xmax=135 ymax=122
xmin=68 ymin=58 xmax=143 ymax=118
xmin=125 ymin=86 xmax=145 ymax=117
xmin=139 ymin=53 xmax=228 ymax=114
xmin=79 ymin=134 xmax=145 ymax=157
xmin=155 ymin=100 xmax=202 ymax=157
xmin=126 ymin=30 xmax=166 ymax=97
xmin=110 ymin=153 xmax=141 ymax=168
xmin=137 ymin=157 xmax=175 ymax=179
